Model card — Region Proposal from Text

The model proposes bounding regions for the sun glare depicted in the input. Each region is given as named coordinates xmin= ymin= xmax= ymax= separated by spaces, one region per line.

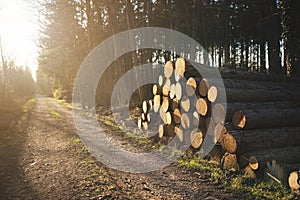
xmin=0 ymin=0 xmax=39 ymax=80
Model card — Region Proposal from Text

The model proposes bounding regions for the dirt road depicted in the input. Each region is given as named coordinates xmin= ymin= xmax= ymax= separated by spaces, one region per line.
xmin=0 ymin=97 xmax=249 ymax=199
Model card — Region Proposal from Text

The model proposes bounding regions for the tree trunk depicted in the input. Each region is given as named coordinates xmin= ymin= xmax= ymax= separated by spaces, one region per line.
xmin=268 ymin=0 xmax=282 ymax=75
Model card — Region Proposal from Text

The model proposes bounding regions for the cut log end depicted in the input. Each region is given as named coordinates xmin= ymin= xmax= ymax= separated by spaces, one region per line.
xmin=221 ymin=133 xmax=237 ymax=154
xmin=248 ymin=156 xmax=259 ymax=171
xmin=288 ymin=171 xmax=300 ymax=190
xmin=166 ymin=124 xmax=175 ymax=137
xmin=164 ymin=61 xmax=174 ymax=79
xmin=199 ymin=78 xmax=209 ymax=97
xmin=173 ymin=108 xmax=181 ymax=124
xmin=190 ymin=129 xmax=203 ymax=149
xmin=142 ymin=122 xmax=148 ymax=130
xmin=171 ymin=98 xmax=179 ymax=110
xmin=232 ymin=111 xmax=247 ymax=129
xmin=175 ymin=126 xmax=184 ymax=142
xmin=186 ymin=77 xmax=197 ymax=96
xmin=166 ymin=112 xmax=172 ymax=125
xmin=142 ymin=100 xmax=150 ymax=113
xmin=221 ymin=152 xmax=239 ymax=171
xmin=137 ymin=118 xmax=142 ymax=129
xmin=175 ymin=82 xmax=182 ymax=100
xmin=162 ymin=97 xmax=170 ymax=112
xmin=175 ymin=57 xmax=185 ymax=80
xmin=153 ymin=84 xmax=161 ymax=96
xmin=208 ymin=86 xmax=218 ymax=103
xmin=196 ymin=98 xmax=208 ymax=116
xmin=158 ymin=75 xmax=164 ymax=86
xmin=170 ymin=84 xmax=176 ymax=99
xmin=212 ymin=103 xmax=225 ymax=124
xmin=192 ymin=111 xmax=199 ymax=127
xmin=181 ymin=113 xmax=190 ymax=130
xmin=180 ymin=96 xmax=191 ymax=112
xmin=153 ymin=95 xmax=161 ymax=113
xmin=158 ymin=124 xmax=164 ymax=138
xmin=214 ymin=123 xmax=227 ymax=143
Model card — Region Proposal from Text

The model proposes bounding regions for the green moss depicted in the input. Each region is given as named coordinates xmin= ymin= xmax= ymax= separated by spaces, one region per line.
xmin=68 ymin=137 xmax=81 ymax=144
xmin=178 ymin=155 xmax=297 ymax=200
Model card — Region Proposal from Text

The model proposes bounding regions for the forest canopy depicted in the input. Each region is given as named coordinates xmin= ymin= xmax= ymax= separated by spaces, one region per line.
xmin=36 ymin=0 xmax=300 ymax=104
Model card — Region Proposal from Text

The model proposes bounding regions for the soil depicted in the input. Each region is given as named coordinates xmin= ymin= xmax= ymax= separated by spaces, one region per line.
xmin=0 ymin=97 xmax=251 ymax=199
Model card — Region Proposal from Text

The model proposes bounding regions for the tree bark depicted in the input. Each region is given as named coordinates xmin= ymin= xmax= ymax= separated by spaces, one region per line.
xmin=232 ymin=108 xmax=300 ymax=129
xmin=230 ymin=127 xmax=300 ymax=154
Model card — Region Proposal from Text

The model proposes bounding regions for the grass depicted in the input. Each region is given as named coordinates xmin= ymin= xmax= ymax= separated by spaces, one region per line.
xmin=178 ymin=154 xmax=296 ymax=200
xmin=48 ymin=108 xmax=62 ymax=120
xmin=54 ymin=98 xmax=73 ymax=109
xmin=22 ymin=98 xmax=36 ymax=113
xmin=68 ymin=137 xmax=81 ymax=145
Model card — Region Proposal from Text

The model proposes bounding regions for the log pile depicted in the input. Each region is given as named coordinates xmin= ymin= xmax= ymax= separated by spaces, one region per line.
xmin=135 ymin=57 xmax=300 ymax=192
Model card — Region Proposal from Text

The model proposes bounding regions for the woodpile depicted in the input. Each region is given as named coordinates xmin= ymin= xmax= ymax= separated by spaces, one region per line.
xmin=135 ymin=57 xmax=300 ymax=192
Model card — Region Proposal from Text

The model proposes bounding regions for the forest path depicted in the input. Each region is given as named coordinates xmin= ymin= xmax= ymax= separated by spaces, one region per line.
xmin=0 ymin=96 xmax=248 ymax=200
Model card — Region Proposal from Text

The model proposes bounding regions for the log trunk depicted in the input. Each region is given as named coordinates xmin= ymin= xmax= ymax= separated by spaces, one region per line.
xmin=244 ymin=146 xmax=300 ymax=165
xmin=200 ymin=78 xmax=300 ymax=92
xmin=239 ymin=154 xmax=259 ymax=171
xmin=243 ymin=165 xmax=257 ymax=178
xmin=232 ymin=108 xmax=300 ymax=129
xmin=214 ymin=101 xmax=300 ymax=124
xmin=230 ymin=127 xmax=300 ymax=154
xmin=224 ymin=88 xmax=300 ymax=103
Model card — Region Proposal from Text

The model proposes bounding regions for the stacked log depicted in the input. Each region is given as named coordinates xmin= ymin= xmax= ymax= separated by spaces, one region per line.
xmin=137 ymin=57 xmax=216 ymax=148
xmin=135 ymin=58 xmax=300 ymax=191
